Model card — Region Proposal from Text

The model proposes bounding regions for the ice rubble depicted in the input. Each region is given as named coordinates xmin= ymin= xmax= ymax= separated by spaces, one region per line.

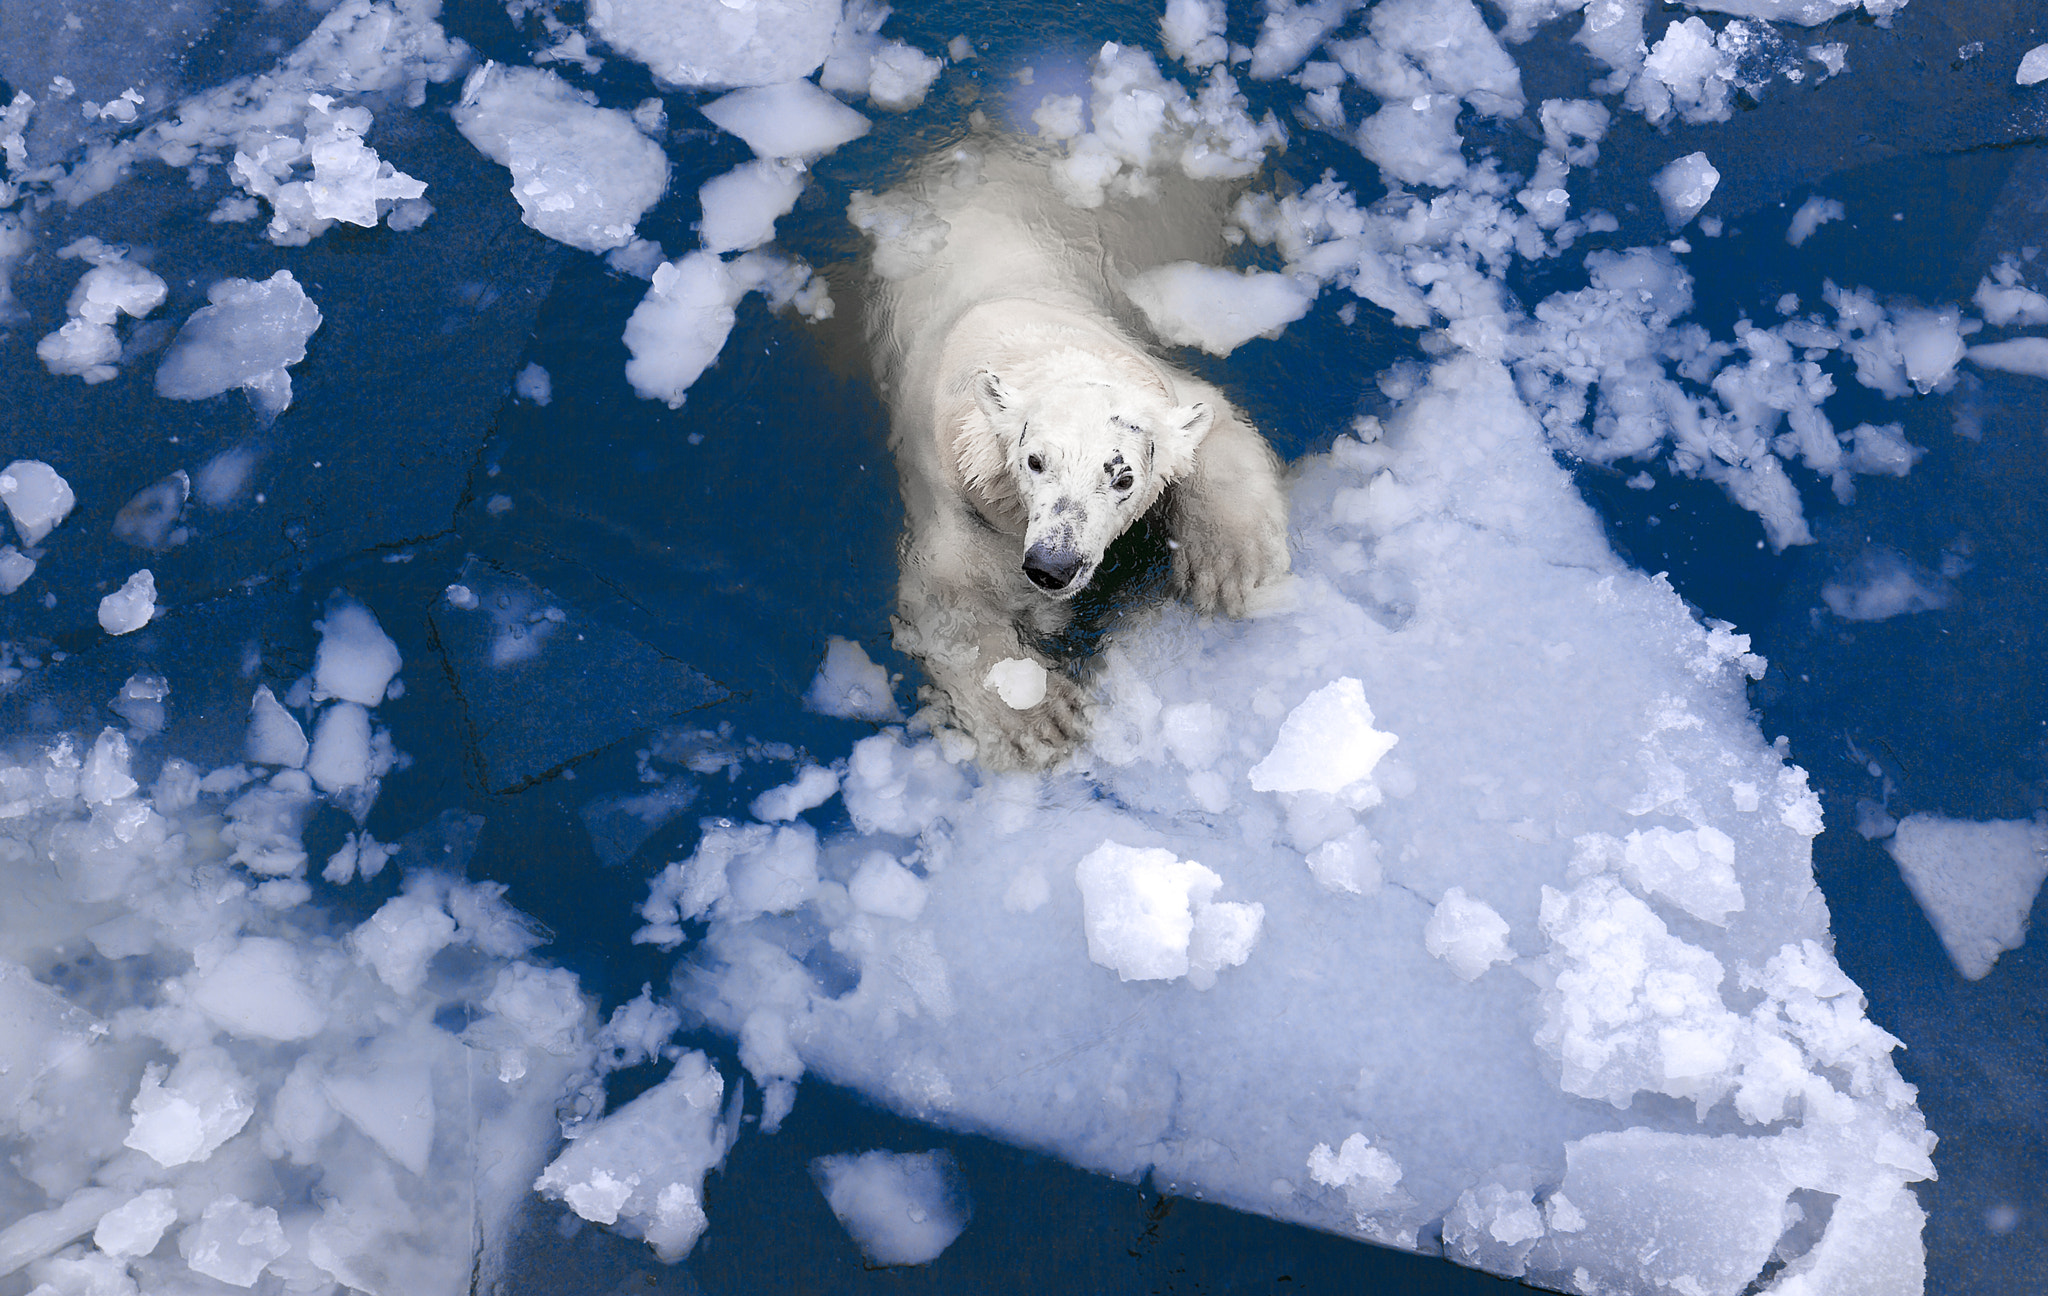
xmin=36 ymin=251 xmax=166 ymax=385
xmin=0 ymin=605 xmax=607 ymax=1296
xmin=1884 ymin=816 xmax=2048 ymax=981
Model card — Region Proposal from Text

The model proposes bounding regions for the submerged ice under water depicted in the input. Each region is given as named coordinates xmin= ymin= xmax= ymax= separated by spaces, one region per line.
xmin=0 ymin=1 xmax=2044 ymax=1295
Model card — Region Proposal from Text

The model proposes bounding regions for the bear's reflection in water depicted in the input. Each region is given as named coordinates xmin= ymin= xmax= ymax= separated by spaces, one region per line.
xmin=861 ymin=133 xmax=1292 ymax=769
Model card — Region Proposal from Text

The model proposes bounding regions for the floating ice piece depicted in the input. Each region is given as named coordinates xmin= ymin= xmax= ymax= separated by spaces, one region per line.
xmin=353 ymin=890 xmax=459 ymax=995
xmin=701 ymin=81 xmax=872 ymax=160
xmin=0 ymin=460 xmax=75 ymax=546
xmin=305 ymin=702 xmax=377 ymax=792
xmin=2019 ymin=44 xmax=2048 ymax=85
xmin=848 ymin=854 xmax=929 ymax=921
xmin=811 ymin=1150 xmax=970 ymax=1266
xmin=866 ymin=42 xmax=944 ymax=110
xmin=1124 ymin=263 xmax=1316 ymax=356
xmin=126 ymin=1050 xmax=255 ymax=1167
xmin=1966 ymin=336 xmax=2048 ymax=378
xmin=36 ymin=261 xmax=167 ymax=383
xmin=587 ymin=0 xmax=841 ymax=89
xmin=97 ymin=569 xmax=156 ymax=635
xmin=453 ymin=63 xmax=670 ymax=254
xmin=1161 ymin=0 xmax=1227 ymax=70
xmin=1247 ymin=677 xmax=1398 ymax=795
xmin=313 ymin=598 xmax=402 ymax=705
xmin=534 ymin=1051 xmax=730 ymax=1261
xmin=698 ymin=158 xmax=806 ymax=253
xmin=1892 ymin=307 xmax=1965 ymax=393
xmin=1821 ymin=548 xmax=1952 ymax=621
xmin=154 ymin=271 xmax=323 ymax=419
xmin=113 ymin=471 xmax=190 ymax=550
xmin=247 ymin=686 xmax=308 ymax=766
xmin=622 ymin=252 xmax=745 ymax=408
xmin=183 ymin=1196 xmax=289 ymax=1286
xmin=189 ymin=937 xmax=329 ymax=1041
xmin=1653 ymin=151 xmax=1720 ymax=228
xmin=93 ymin=1189 xmax=175 ymax=1259
xmin=1423 ymin=887 xmax=1512 ymax=980
xmin=0 ymin=547 xmax=33 ymax=593
xmin=1885 ymin=815 xmax=2048 ymax=980
xmin=805 ymin=636 xmax=902 ymax=721
xmin=982 ymin=657 xmax=1048 ymax=709
xmin=751 ymin=764 xmax=841 ymax=821
xmin=514 ymin=362 xmax=553 ymax=404
xmin=1786 ymin=195 xmax=1845 ymax=247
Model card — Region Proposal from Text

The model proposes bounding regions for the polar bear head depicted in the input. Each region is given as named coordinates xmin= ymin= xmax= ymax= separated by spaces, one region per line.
xmin=957 ymin=350 xmax=1214 ymax=598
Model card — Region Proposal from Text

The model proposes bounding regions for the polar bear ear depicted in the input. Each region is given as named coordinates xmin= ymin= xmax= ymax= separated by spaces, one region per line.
xmin=1155 ymin=402 xmax=1215 ymax=478
xmin=973 ymin=370 xmax=1016 ymax=422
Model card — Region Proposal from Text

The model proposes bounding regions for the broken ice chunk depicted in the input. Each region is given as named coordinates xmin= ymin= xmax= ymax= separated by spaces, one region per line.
xmin=304 ymin=703 xmax=375 ymax=792
xmin=701 ymin=81 xmax=872 ymax=160
xmin=352 ymin=890 xmax=458 ymax=995
xmin=1124 ymin=263 xmax=1315 ymax=357
xmin=0 ymin=546 xmax=34 ymax=593
xmin=188 ymin=936 xmax=329 ymax=1041
xmin=811 ymin=1150 xmax=970 ymax=1266
xmin=1892 ymin=307 xmax=1965 ymax=393
xmin=847 ymin=853 xmax=929 ymax=921
xmin=804 ymin=636 xmax=901 ymax=721
xmin=586 ymin=0 xmax=841 ymax=89
xmin=2019 ymin=44 xmax=2048 ymax=85
xmin=181 ymin=1196 xmax=289 ymax=1286
xmin=750 ymin=764 xmax=840 ymax=821
xmin=866 ymin=43 xmax=944 ymax=110
xmin=125 ymin=1050 xmax=256 ymax=1167
xmin=1247 ymin=677 xmax=1399 ymax=796
xmin=1885 ymin=815 xmax=2048 ymax=980
xmin=154 ymin=270 xmax=323 ymax=419
xmin=534 ymin=1051 xmax=729 ymax=1261
xmin=453 ymin=63 xmax=670 ymax=254
xmin=982 ymin=657 xmax=1047 ymax=709
xmin=323 ymin=1048 xmax=438 ymax=1175
xmin=0 ymin=460 xmax=76 ymax=545
xmin=93 ymin=1188 xmax=176 ymax=1259
xmin=1653 ymin=151 xmax=1719 ymax=228
xmin=1966 ymin=336 xmax=2048 ymax=378
xmin=246 ymin=685 xmax=309 ymax=767
xmin=313 ymin=598 xmax=402 ymax=706
xmin=1423 ymin=887 xmax=1513 ymax=980
xmin=97 ymin=569 xmax=157 ymax=635
xmin=697 ymin=158 xmax=806 ymax=254
xmin=1075 ymin=840 xmax=1222 ymax=982
xmin=621 ymin=252 xmax=746 ymax=409
xmin=1305 ymin=1132 xmax=1405 ymax=1211
xmin=1785 ymin=195 xmax=1844 ymax=247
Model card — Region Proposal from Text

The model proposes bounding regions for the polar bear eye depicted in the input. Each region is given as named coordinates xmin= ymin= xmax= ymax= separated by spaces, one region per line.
xmin=1027 ymin=454 xmax=1044 ymax=473
xmin=1111 ymin=469 xmax=1134 ymax=492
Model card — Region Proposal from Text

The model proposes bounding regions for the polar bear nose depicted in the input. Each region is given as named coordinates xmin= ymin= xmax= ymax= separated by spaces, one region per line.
xmin=1023 ymin=544 xmax=1083 ymax=592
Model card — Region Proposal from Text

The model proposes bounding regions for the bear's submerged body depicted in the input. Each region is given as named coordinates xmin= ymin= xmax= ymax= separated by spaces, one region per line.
xmin=867 ymin=136 xmax=1292 ymax=768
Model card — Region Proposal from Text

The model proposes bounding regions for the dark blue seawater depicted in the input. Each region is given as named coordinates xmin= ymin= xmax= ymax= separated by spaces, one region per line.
xmin=0 ymin=0 xmax=2041 ymax=1292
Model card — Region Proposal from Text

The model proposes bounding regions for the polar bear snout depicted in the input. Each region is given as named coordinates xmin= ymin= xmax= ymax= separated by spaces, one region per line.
xmin=1022 ymin=541 xmax=1085 ymax=593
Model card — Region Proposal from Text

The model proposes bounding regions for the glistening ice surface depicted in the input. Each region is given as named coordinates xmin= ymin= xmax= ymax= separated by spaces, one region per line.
xmin=0 ymin=2 xmax=2044 ymax=1295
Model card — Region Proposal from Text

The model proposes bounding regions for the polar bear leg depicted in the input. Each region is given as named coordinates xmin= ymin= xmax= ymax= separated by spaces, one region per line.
xmin=893 ymin=553 xmax=1089 ymax=770
xmin=1165 ymin=401 xmax=1292 ymax=617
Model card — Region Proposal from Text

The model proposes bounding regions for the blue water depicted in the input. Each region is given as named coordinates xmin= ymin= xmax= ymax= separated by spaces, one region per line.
xmin=0 ymin=0 xmax=2042 ymax=1291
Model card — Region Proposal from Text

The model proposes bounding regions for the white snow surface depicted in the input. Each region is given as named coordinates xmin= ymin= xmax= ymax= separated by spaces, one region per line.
xmin=811 ymin=1150 xmax=970 ymax=1265
xmin=453 ymin=63 xmax=670 ymax=253
xmin=1885 ymin=816 xmax=2048 ymax=980
xmin=671 ymin=355 xmax=1934 ymax=1290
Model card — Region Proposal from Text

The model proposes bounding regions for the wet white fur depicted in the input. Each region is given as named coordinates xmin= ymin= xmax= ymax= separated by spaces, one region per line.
xmin=870 ymin=138 xmax=1290 ymax=769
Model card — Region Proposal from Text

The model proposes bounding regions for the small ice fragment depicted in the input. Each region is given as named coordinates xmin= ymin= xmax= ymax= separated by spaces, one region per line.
xmin=1423 ymin=887 xmax=1513 ymax=980
xmin=811 ymin=1150 xmax=970 ymax=1266
xmin=847 ymin=853 xmax=929 ymax=921
xmin=188 ymin=937 xmax=328 ymax=1041
xmin=154 ymin=270 xmax=322 ymax=419
xmin=181 ymin=1197 xmax=288 ymax=1287
xmin=697 ymin=158 xmax=806 ymax=254
xmin=1653 ymin=152 xmax=1719 ymax=228
xmin=0 ymin=546 xmax=34 ymax=593
xmin=2018 ymin=44 xmax=2048 ymax=85
xmin=1821 ymin=548 xmax=1951 ymax=622
xmin=98 ymin=569 xmax=157 ymax=635
xmin=0 ymin=460 xmax=76 ymax=545
xmin=804 ymin=636 xmax=901 ymax=721
xmin=313 ymin=598 xmax=402 ymax=706
xmin=112 ymin=471 xmax=190 ymax=550
xmin=305 ymin=703 xmax=375 ymax=792
xmin=751 ymin=764 xmax=841 ymax=821
xmin=1075 ymin=840 xmax=1220 ymax=982
xmin=1124 ymin=263 xmax=1315 ymax=357
xmin=514 ymin=363 xmax=553 ymax=404
xmin=94 ymin=1189 xmax=176 ymax=1258
xmin=1885 ymin=815 xmax=2048 ymax=980
xmin=1785 ymin=196 xmax=1844 ymax=247
xmin=867 ymin=43 xmax=944 ymax=110
xmin=247 ymin=685 xmax=310 ymax=767
xmin=701 ymin=81 xmax=872 ymax=160
xmin=1966 ymin=336 xmax=2048 ymax=379
xmin=982 ymin=657 xmax=1048 ymax=709
xmin=1248 ymin=677 xmax=1399 ymax=795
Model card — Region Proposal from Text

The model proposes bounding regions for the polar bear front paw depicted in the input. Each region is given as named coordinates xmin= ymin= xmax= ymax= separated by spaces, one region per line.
xmin=1173 ymin=522 xmax=1290 ymax=620
xmin=974 ymin=668 xmax=1090 ymax=770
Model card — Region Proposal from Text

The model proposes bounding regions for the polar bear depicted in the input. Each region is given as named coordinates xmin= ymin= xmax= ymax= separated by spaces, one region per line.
xmin=863 ymin=136 xmax=1291 ymax=769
